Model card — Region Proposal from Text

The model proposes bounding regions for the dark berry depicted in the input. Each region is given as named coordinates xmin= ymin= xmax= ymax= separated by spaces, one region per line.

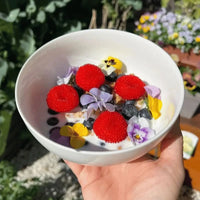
xmin=138 ymin=108 xmax=152 ymax=120
xmin=121 ymin=104 xmax=138 ymax=120
xmin=100 ymin=142 xmax=106 ymax=146
xmin=47 ymin=117 xmax=59 ymax=126
xmin=48 ymin=108 xmax=59 ymax=115
xmin=99 ymin=84 xmax=112 ymax=94
xmin=83 ymin=118 xmax=95 ymax=130
xmin=105 ymin=71 xmax=117 ymax=82
xmin=117 ymin=74 xmax=124 ymax=79
xmin=125 ymin=100 xmax=135 ymax=106
xmin=73 ymin=82 xmax=84 ymax=97
xmin=65 ymin=122 xmax=75 ymax=126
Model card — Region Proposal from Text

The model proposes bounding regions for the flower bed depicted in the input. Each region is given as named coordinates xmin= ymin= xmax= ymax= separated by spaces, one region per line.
xmin=134 ymin=8 xmax=200 ymax=54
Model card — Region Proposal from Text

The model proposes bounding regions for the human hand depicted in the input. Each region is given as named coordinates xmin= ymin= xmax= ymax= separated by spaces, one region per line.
xmin=65 ymin=119 xmax=185 ymax=200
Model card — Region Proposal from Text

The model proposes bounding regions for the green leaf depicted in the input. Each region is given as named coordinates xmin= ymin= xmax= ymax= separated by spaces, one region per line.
xmin=26 ymin=0 xmax=36 ymax=16
xmin=67 ymin=21 xmax=82 ymax=33
xmin=130 ymin=0 xmax=143 ymax=11
xmin=0 ymin=58 xmax=8 ymax=86
xmin=0 ymin=8 xmax=20 ymax=22
xmin=0 ymin=19 xmax=13 ymax=33
xmin=194 ymin=9 xmax=200 ymax=19
xmin=36 ymin=10 xmax=46 ymax=23
xmin=19 ymin=29 xmax=36 ymax=57
xmin=0 ymin=110 xmax=13 ymax=156
xmin=45 ymin=2 xmax=56 ymax=13
xmin=161 ymin=0 xmax=170 ymax=8
xmin=54 ymin=1 xmax=66 ymax=7
xmin=0 ymin=90 xmax=8 ymax=105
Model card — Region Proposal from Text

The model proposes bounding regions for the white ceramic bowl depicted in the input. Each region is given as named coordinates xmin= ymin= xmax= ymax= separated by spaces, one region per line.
xmin=15 ymin=29 xmax=184 ymax=166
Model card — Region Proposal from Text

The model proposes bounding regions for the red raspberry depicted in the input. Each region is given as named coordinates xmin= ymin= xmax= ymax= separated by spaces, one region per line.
xmin=114 ymin=75 xmax=145 ymax=100
xmin=46 ymin=84 xmax=79 ymax=112
xmin=75 ymin=64 xmax=105 ymax=91
xmin=93 ymin=111 xmax=127 ymax=143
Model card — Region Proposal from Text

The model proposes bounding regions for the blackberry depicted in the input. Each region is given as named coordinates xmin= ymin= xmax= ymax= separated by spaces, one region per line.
xmin=65 ymin=122 xmax=75 ymax=126
xmin=48 ymin=108 xmax=59 ymax=115
xmin=73 ymin=82 xmax=84 ymax=97
xmin=83 ymin=118 xmax=95 ymax=130
xmin=121 ymin=104 xmax=138 ymax=120
xmin=100 ymin=84 xmax=112 ymax=94
xmin=105 ymin=71 xmax=117 ymax=82
xmin=124 ymin=100 xmax=135 ymax=106
xmin=138 ymin=108 xmax=152 ymax=120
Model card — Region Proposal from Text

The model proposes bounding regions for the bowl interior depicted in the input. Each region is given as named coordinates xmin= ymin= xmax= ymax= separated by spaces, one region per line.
xmin=16 ymin=29 xmax=184 ymax=154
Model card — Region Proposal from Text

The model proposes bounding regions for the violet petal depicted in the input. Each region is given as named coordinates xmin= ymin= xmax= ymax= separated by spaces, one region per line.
xmin=144 ymin=85 xmax=161 ymax=99
xmin=105 ymin=103 xmax=115 ymax=112
xmin=88 ymin=102 xmax=99 ymax=111
xmin=80 ymin=94 xmax=95 ymax=105
xmin=99 ymin=91 xmax=113 ymax=102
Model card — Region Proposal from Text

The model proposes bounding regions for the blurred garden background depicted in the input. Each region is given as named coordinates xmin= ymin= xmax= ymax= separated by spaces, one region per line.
xmin=0 ymin=0 xmax=200 ymax=199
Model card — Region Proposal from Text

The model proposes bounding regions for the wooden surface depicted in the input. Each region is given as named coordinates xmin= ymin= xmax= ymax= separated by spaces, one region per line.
xmin=180 ymin=111 xmax=200 ymax=191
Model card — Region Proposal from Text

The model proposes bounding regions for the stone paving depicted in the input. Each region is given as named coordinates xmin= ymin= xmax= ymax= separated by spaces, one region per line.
xmin=11 ymin=140 xmax=200 ymax=200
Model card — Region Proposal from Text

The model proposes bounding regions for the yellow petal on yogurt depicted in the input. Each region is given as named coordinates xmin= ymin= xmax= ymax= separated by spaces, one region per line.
xmin=60 ymin=125 xmax=74 ymax=136
xmin=147 ymin=95 xmax=162 ymax=119
xmin=70 ymin=136 xmax=85 ymax=149
xmin=73 ymin=123 xmax=89 ymax=136
xmin=107 ymin=56 xmax=123 ymax=70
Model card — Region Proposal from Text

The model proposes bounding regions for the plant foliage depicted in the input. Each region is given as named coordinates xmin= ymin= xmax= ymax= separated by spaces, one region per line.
xmin=0 ymin=0 xmax=84 ymax=156
xmin=0 ymin=161 xmax=39 ymax=200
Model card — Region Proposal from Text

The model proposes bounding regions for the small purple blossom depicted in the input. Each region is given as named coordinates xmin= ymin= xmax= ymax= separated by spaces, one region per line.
xmin=57 ymin=66 xmax=78 ymax=85
xmin=127 ymin=116 xmax=155 ymax=144
xmin=80 ymin=88 xmax=115 ymax=118
xmin=50 ymin=127 xmax=70 ymax=147
xmin=144 ymin=85 xmax=161 ymax=99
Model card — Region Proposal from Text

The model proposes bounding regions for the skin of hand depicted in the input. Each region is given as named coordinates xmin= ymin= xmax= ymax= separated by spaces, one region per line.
xmin=65 ymin=119 xmax=185 ymax=200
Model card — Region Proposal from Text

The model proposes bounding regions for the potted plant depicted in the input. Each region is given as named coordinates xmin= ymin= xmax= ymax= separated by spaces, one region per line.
xmin=134 ymin=8 xmax=200 ymax=69
xmin=134 ymin=8 xmax=200 ymax=118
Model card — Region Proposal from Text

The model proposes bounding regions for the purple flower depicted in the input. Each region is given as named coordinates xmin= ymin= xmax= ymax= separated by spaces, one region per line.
xmin=127 ymin=116 xmax=155 ymax=144
xmin=166 ymin=12 xmax=176 ymax=24
xmin=80 ymin=88 xmax=115 ymax=118
xmin=192 ymin=22 xmax=200 ymax=32
xmin=50 ymin=127 xmax=70 ymax=147
xmin=57 ymin=66 xmax=78 ymax=85
xmin=144 ymin=85 xmax=161 ymax=99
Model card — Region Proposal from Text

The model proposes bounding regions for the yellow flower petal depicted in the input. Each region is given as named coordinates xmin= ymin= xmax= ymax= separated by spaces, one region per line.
xmin=70 ymin=136 xmax=85 ymax=149
xmin=147 ymin=95 xmax=162 ymax=119
xmin=107 ymin=56 xmax=123 ymax=70
xmin=137 ymin=24 xmax=142 ymax=30
xmin=73 ymin=123 xmax=89 ymax=136
xmin=139 ymin=16 xmax=146 ymax=24
xmin=142 ymin=26 xmax=150 ymax=33
xmin=195 ymin=36 xmax=200 ymax=43
xmin=60 ymin=125 xmax=74 ymax=136
xmin=184 ymin=81 xmax=197 ymax=91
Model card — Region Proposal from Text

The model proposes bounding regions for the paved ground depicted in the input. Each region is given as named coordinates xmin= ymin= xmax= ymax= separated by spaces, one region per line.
xmin=11 ymin=140 xmax=200 ymax=200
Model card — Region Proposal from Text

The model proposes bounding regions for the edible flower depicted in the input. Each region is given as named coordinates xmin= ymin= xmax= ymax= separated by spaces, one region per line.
xmin=60 ymin=123 xmax=89 ymax=149
xmin=99 ymin=56 xmax=123 ymax=75
xmin=127 ymin=116 xmax=155 ymax=144
xmin=80 ymin=88 xmax=115 ymax=118
xmin=195 ymin=36 xmax=200 ymax=43
xmin=182 ymin=72 xmax=197 ymax=91
xmin=144 ymin=85 xmax=162 ymax=119
xmin=57 ymin=66 xmax=78 ymax=85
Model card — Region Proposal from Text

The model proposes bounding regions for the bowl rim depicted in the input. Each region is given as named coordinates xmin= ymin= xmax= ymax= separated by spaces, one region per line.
xmin=15 ymin=29 xmax=185 ymax=155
